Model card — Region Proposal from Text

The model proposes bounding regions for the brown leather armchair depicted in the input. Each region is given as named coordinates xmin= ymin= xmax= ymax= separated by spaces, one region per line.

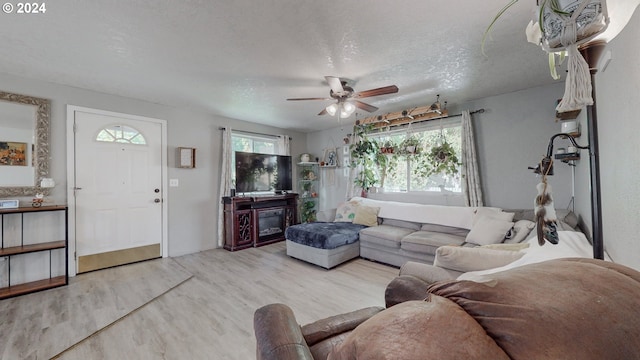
xmin=254 ymin=305 xmax=383 ymax=360
xmin=255 ymin=258 xmax=640 ymax=359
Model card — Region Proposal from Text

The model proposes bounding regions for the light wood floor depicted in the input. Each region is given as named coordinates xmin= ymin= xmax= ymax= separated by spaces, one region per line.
xmin=1 ymin=242 xmax=398 ymax=359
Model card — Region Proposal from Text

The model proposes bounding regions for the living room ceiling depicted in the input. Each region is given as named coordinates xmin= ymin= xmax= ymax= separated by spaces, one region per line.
xmin=0 ymin=1 xmax=565 ymax=132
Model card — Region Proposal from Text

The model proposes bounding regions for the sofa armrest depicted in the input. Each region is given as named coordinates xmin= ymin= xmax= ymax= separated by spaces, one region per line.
xmin=399 ymin=261 xmax=461 ymax=283
xmin=434 ymin=246 xmax=525 ymax=273
xmin=254 ymin=303 xmax=314 ymax=360
xmin=301 ymin=306 xmax=384 ymax=346
xmin=316 ymin=208 xmax=336 ymax=222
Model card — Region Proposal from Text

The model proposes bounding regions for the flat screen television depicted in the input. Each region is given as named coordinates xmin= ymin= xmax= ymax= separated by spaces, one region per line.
xmin=235 ymin=151 xmax=293 ymax=193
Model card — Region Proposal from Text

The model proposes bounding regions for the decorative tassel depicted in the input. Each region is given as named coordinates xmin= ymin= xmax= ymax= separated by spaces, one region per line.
xmin=556 ymin=44 xmax=593 ymax=113
xmin=534 ymin=182 xmax=559 ymax=246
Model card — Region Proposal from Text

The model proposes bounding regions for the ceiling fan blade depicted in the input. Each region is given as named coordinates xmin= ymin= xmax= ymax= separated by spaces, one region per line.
xmin=325 ymin=76 xmax=344 ymax=94
xmin=353 ymin=100 xmax=378 ymax=113
xmin=354 ymin=85 xmax=399 ymax=98
xmin=318 ymin=108 xmax=328 ymax=116
xmin=286 ymin=97 xmax=332 ymax=101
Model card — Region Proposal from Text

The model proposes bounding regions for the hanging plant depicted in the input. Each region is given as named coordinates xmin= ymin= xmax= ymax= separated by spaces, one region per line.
xmin=350 ymin=124 xmax=381 ymax=193
xmin=399 ymin=136 xmax=421 ymax=155
xmin=426 ymin=141 xmax=461 ymax=177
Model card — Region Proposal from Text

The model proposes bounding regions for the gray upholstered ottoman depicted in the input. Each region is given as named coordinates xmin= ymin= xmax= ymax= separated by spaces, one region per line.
xmin=285 ymin=222 xmax=365 ymax=269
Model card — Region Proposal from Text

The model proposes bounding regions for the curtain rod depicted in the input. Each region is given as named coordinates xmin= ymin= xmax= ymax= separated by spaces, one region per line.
xmin=219 ymin=127 xmax=291 ymax=140
xmin=448 ymin=108 xmax=485 ymax=118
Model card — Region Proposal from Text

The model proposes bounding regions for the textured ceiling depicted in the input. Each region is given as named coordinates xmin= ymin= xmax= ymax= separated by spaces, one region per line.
xmin=0 ymin=1 xmax=586 ymax=132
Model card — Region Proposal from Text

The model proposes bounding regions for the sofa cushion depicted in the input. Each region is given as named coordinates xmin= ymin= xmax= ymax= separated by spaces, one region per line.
xmin=434 ymin=246 xmax=525 ymax=273
xmin=508 ymin=209 xmax=579 ymax=230
xmin=400 ymin=231 xmax=466 ymax=255
xmin=358 ymin=225 xmax=415 ymax=249
xmin=334 ymin=200 xmax=360 ymax=222
xmin=328 ymin=298 xmax=510 ymax=360
xmin=465 ymin=216 xmax=514 ymax=246
xmin=352 ymin=205 xmax=380 ymax=227
xmin=472 ymin=208 xmax=515 ymax=224
xmin=429 ymin=259 xmax=640 ymax=360
xmin=420 ymin=223 xmax=470 ymax=236
xmin=285 ymin=222 xmax=366 ymax=249
xmin=382 ymin=218 xmax=422 ymax=231
xmin=351 ymin=197 xmax=483 ymax=230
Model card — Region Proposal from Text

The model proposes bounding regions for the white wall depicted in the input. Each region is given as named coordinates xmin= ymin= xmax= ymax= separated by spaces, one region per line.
xmin=458 ymin=82 xmax=574 ymax=209
xmin=585 ymin=8 xmax=640 ymax=270
xmin=0 ymin=72 xmax=305 ymax=258
xmin=303 ymin=126 xmax=353 ymax=211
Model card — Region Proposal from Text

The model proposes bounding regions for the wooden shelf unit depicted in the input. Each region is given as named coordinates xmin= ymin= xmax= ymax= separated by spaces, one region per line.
xmin=0 ymin=205 xmax=68 ymax=299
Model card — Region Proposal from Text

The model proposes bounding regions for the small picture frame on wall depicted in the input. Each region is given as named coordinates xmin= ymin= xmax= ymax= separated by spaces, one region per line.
xmin=323 ymin=147 xmax=338 ymax=167
xmin=178 ymin=147 xmax=196 ymax=168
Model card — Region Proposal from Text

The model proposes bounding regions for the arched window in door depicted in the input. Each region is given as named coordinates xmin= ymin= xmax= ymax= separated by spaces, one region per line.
xmin=96 ymin=124 xmax=147 ymax=145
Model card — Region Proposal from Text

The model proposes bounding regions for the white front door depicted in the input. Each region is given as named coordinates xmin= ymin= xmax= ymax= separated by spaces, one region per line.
xmin=72 ymin=109 xmax=165 ymax=273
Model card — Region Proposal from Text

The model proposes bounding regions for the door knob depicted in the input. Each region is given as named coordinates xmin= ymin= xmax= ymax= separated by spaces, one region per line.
xmin=154 ymin=188 xmax=160 ymax=193
xmin=154 ymin=198 xmax=161 ymax=203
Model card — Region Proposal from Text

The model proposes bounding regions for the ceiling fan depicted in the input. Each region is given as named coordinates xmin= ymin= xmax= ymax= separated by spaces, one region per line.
xmin=287 ymin=76 xmax=399 ymax=117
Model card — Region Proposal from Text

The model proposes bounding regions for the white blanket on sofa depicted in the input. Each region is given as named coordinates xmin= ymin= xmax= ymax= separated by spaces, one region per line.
xmin=458 ymin=231 xmax=610 ymax=282
xmin=352 ymin=197 xmax=499 ymax=230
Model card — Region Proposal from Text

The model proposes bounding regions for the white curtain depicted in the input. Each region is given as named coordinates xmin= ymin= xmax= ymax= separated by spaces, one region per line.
xmin=217 ymin=127 xmax=233 ymax=247
xmin=345 ymin=132 xmax=359 ymax=200
xmin=461 ymin=110 xmax=483 ymax=207
xmin=277 ymin=135 xmax=290 ymax=155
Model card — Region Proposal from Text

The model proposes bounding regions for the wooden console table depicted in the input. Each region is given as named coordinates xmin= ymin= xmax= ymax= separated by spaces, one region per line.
xmin=0 ymin=205 xmax=68 ymax=299
xmin=222 ymin=194 xmax=298 ymax=251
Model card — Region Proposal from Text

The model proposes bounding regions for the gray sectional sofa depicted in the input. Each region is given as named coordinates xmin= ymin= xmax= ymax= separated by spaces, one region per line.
xmin=286 ymin=196 xmax=580 ymax=269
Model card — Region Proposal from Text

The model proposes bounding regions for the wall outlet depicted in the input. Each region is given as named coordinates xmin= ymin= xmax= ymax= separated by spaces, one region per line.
xmin=169 ymin=179 xmax=179 ymax=187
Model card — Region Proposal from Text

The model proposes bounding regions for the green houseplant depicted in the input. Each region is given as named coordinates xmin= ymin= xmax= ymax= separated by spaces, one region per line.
xmin=425 ymin=141 xmax=461 ymax=177
xmin=399 ymin=136 xmax=421 ymax=155
xmin=300 ymin=200 xmax=317 ymax=223
xmin=350 ymin=124 xmax=381 ymax=195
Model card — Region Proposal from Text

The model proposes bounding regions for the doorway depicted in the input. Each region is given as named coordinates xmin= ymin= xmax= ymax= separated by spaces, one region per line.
xmin=66 ymin=106 xmax=168 ymax=274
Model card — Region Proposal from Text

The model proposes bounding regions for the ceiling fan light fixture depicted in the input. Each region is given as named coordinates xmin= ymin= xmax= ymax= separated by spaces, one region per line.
xmin=326 ymin=103 xmax=338 ymax=116
xmin=340 ymin=102 xmax=356 ymax=118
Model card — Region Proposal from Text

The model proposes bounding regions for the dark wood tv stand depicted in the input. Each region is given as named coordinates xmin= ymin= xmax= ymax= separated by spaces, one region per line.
xmin=222 ymin=193 xmax=298 ymax=251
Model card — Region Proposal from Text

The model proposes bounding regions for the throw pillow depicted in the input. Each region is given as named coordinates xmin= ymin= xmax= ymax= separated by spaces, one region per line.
xmin=473 ymin=208 xmax=515 ymax=225
xmin=334 ymin=201 xmax=360 ymax=222
xmin=434 ymin=246 xmax=525 ymax=274
xmin=504 ymin=220 xmax=536 ymax=244
xmin=465 ymin=215 xmax=514 ymax=246
xmin=353 ymin=205 xmax=380 ymax=227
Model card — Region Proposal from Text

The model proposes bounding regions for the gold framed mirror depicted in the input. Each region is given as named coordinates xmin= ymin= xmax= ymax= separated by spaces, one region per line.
xmin=0 ymin=91 xmax=51 ymax=197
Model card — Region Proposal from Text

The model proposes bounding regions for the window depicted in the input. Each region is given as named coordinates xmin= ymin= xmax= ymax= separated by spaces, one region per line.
xmin=369 ymin=119 xmax=462 ymax=193
xmin=96 ymin=125 xmax=146 ymax=145
xmin=231 ymin=133 xmax=277 ymax=154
